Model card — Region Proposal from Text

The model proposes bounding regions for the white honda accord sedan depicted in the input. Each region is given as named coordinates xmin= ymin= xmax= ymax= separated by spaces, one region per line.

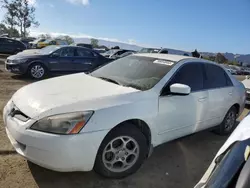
xmin=3 ymin=54 xmax=246 ymax=178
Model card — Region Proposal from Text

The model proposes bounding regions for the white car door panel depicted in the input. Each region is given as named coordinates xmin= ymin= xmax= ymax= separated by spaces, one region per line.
xmin=204 ymin=63 xmax=235 ymax=128
xmin=207 ymin=87 xmax=233 ymax=126
xmin=156 ymin=62 xmax=208 ymax=143
xmin=158 ymin=90 xmax=209 ymax=143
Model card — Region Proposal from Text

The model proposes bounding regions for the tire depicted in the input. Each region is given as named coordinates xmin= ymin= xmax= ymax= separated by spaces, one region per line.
xmin=214 ymin=106 xmax=237 ymax=135
xmin=94 ymin=124 xmax=148 ymax=178
xmin=28 ymin=63 xmax=47 ymax=79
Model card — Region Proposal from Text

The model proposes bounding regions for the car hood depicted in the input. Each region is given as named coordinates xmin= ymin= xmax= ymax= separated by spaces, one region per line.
xmin=12 ymin=73 xmax=140 ymax=120
xmin=242 ymin=79 xmax=250 ymax=89
xmin=7 ymin=52 xmax=45 ymax=60
xmin=195 ymin=114 xmax=250 ymax=188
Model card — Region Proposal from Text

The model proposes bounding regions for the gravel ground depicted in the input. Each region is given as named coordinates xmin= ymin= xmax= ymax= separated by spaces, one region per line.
xmin=0 ymin=64 xmax=249 ymax=188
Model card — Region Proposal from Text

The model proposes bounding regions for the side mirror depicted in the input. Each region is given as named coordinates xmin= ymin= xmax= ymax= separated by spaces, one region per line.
xmin=170 ymin=83 xmax=191 ymax=95
xmin=51 ymin=53 xmax=59 ymax=58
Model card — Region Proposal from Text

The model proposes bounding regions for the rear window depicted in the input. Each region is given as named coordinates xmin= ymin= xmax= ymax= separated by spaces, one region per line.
xmin=91 ymin=55 xmax=176 ymax=90
xmin=204 ymin=64 xmax=232 ymax=89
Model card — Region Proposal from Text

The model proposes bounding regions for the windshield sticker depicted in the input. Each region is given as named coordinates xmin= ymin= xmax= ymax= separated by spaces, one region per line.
xmin=153 ymin=60 xmax=174 ymax=66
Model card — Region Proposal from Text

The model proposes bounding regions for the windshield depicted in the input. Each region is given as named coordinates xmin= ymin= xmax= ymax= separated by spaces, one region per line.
xmin=91 ymin=55 xmax=176 ymax=90
xmin=39 ymin=45 xmax=61 ymax=54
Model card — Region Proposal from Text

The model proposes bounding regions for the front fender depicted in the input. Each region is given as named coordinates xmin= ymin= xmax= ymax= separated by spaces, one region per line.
xmin=83 ymin=100 xmax=159 ymax=146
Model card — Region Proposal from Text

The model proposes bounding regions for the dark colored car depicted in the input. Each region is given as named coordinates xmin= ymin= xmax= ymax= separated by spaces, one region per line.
xmin=0 ymin=37 xmax=26 ymax=54
xmin=75 ymin=43 xmax=93 ymax=49
xmin=197 ymin=139 xmax=250 ymax=188
xmin=5 ymin=45 xmax=111 ymax=79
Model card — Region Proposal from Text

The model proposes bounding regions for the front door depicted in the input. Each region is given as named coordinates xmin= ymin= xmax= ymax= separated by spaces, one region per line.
xmin=157 ymin=63 xmax=209 ymax=143
xmin=48 ymin=47 xmax=76 ymax=72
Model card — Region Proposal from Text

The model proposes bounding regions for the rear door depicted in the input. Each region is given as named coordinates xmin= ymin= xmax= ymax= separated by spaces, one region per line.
xmin=0 ymin=38 xmax=4 ymax=53
xmin=1 ymin=38 xmax=14 ymax=53
xmin=204 ymin=63 xmax=234 ymax=127
xmin=48 ymin=47 xmax=76 ymax=72
xmin=74 ymin=48 xmax=97 ymax=72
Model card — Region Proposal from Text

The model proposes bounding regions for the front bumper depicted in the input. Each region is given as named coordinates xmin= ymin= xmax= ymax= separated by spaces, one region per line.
xmin=5 ymin=62 xmax=27 ymax=74
xmin=3 ymin=100 xmax=108 ymax=172
xmin=246 ymin=92 xmax=250 ymax=105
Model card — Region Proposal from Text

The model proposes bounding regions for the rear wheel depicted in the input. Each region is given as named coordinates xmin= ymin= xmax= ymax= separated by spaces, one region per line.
xmin=214 ymin=106 xmax=237 ymax=135
xmin=28 ymin=63 xmax=47 ymax=79
xmin=94 ymin=124 xmax=148 ymax=178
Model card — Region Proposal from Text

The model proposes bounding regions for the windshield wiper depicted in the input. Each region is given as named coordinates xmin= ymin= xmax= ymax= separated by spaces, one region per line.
xmin=98 ymin=77 xmax=121 ymax=85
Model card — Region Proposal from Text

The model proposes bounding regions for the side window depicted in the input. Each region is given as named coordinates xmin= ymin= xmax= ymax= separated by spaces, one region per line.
xmin=76 ymin=48 xmax=94 ymax=57
xmin=162 ymin=63 xmax=204 ymax=94
xmin=0 ymin=38 xmax=5 ymax=43
xmin=225 ymin=72 xmax=233 ymax=86
xmin=204 ymin=64 xmax=230 ymax=89
xmin=60 ymin=48 xmax=75 ymax=57
xmin=6 ymin=39 xmax=14 ymax=45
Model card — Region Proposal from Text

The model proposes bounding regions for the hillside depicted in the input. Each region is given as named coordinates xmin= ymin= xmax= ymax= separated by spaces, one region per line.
xmin=73 ymin=37 xmax=250 ymax=65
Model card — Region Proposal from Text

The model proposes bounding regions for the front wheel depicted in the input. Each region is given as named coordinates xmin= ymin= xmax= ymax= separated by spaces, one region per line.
xmin=94 ymin=124 xmax=148 ymax=178
xmin=28 ymin=63 xmax=47 ymax=79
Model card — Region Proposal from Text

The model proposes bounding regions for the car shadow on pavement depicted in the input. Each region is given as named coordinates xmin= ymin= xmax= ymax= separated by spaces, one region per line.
xmin=28 ymin=130 xmax=229 ymax=188
xmin=11 ymin=74 xmax=35 ymax=82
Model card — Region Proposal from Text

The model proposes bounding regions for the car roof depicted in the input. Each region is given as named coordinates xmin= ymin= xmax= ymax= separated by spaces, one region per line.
xmin=134 ymin=53 xmax=196 ymax=62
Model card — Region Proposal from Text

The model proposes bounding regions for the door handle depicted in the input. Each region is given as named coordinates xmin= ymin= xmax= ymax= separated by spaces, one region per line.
xmin=198 ymin=97 xmax=207 ymax=102
xmin=229 ymin=92 xmax=233 ymax=95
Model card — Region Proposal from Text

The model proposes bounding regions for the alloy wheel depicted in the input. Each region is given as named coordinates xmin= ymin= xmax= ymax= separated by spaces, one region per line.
xmin=31 ymin=65 xmax=45 ymax=79
xmin=225 ymin=111 xmax=236 ymax=131
xmin=102 ymin=136 xmax=140 ymax=173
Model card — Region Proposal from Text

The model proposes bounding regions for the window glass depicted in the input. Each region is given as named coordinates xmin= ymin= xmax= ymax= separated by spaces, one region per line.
xmin=204 ymin=64 xmax=229 ymax=89
xmin=76 ymin=48 xmax=94 ymax=57
xmin=91 ymin=56 xmax=176 ymax=91
xmin=225 ymin=72 xmax=233 ymax=86
xmin=60 ymin=47 xmax=75 ymax=57
xmin=163 ymin=63 xmax=204 ymax=94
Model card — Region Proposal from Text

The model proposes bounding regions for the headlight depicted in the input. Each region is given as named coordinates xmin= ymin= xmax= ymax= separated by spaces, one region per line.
xmin=30 ymin=111 xmax=94 ymax=134
xmin=11 ymin=59 xmax=27 ymax=64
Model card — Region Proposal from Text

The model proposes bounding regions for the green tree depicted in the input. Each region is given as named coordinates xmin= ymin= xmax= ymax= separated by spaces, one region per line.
xmin=1 ymin=0 xmax=39 ymax=37
xmin=0 ymin=23 xmax=20 ymax=37
xmin=90 ymin=38 xmax=99 ymax=48
xmin=215 ymin=53 xmax=228 ymax=64
xmin=2 ymin=0 xmax=18 ymax=33
xmin=61 ymin=35 xmax=74 ymax=44
xmin=38 ymin=34 xmax=51 ymax=39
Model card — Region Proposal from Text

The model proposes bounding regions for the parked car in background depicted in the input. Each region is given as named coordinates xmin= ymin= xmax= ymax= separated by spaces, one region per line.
xmin=139 ymin=48 xmax=160 ymax=53
xmin=74 ymin=43 xmax=93 ymax=49
xmin=0 ymin=37 xmax=26 ymax=54
xmin=242 ymin=76 xmax=250 ymax=105
xmin=139 ymin=48 xmax=169 ymax=54
xmin=195 ymin=113 xmax=250 ymax=188
xmin=94 ymin=48 xmax=107 ymax=54
xmin=37 ymin=39 xmax=68 ymax=49
xmin=5 ymin=45 xmax=111 ymax=79
xmin=117 ymin=51 xmax=135 ymax=58
xmin=102 ymin=49 xmax=135 ymax=59
xmin=29 ymin=38 xmax=46 ymax=48
xmin=4 ymin=54 xmax=245 ymax=178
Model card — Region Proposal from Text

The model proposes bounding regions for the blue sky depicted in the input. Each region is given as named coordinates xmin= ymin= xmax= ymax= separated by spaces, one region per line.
xmin=1 ymin=0 xmax=250 ymax=54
